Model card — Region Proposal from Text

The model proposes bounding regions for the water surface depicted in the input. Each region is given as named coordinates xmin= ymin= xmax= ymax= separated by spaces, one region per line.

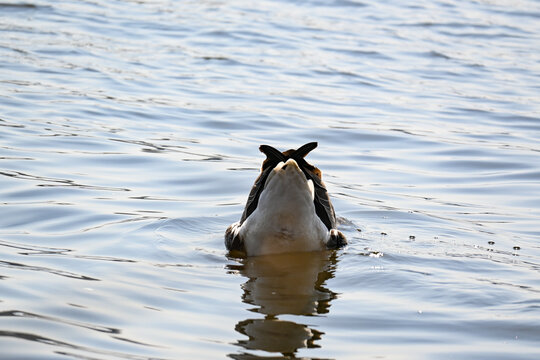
xmin=1 ymin=0 xmax=539 ymax=359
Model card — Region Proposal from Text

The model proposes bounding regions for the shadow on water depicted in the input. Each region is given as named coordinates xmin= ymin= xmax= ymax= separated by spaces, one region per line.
xmin=227 ymin=250 xmax=339 ymax=359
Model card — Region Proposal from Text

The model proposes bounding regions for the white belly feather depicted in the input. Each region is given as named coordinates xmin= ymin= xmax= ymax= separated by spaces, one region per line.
xmin=239 ymin=159 xmax=328 ymax=256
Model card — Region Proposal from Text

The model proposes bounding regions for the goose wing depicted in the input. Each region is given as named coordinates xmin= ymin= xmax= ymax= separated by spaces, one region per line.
xmin=290 ymin=142 xmax=336 ymax=230
xmin=240 ymin=145 xmax=285 ymax=224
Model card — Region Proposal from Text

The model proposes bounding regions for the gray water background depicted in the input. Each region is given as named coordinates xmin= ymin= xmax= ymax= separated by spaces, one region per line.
xmin=1 ymin=0 xmax=539 ymax=359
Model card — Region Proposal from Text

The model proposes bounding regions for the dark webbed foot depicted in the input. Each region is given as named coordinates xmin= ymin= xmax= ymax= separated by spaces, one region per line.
xmin=326 ymin=229 xmax=347 ymax=249
xmin=225 ymin=222 xmax=244 ymax=252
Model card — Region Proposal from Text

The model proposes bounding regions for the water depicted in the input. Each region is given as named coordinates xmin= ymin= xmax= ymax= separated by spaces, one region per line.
xmin=1 ymin=0 xmax=539 ymax=358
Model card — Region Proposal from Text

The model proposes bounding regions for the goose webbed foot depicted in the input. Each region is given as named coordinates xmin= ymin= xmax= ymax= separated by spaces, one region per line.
xmin=326 ymin=229 xmax=347 ymax=249
xmin=225 ymin=222 xmax=244 ymax=252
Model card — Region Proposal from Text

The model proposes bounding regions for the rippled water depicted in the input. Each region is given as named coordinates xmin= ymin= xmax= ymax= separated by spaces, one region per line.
xmin=1 ymin=0 xmax=540 ymax=359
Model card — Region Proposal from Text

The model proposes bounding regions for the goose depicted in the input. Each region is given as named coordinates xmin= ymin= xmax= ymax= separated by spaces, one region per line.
xmin=225 ymin=142 xmax=346 ymax=256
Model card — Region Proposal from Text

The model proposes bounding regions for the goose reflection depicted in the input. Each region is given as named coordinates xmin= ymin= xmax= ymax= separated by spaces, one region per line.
xmin=228 ymin=250 xmax=339 ymax=358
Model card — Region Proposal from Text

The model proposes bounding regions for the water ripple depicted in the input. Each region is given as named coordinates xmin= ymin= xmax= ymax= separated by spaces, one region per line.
xmin=0 ymin=260 xmax=98 ymax=281
xmin=1 ymin=0 xmax=539 ymax=358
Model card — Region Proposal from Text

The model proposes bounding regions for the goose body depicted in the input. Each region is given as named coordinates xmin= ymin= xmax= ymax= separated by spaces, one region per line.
xmin=225 ymin=142 xmax=346 ymax=256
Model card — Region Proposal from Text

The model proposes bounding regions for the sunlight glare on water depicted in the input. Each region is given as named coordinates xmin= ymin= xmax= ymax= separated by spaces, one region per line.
xmin=1 ymin=0 xmax=539 ymax=359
